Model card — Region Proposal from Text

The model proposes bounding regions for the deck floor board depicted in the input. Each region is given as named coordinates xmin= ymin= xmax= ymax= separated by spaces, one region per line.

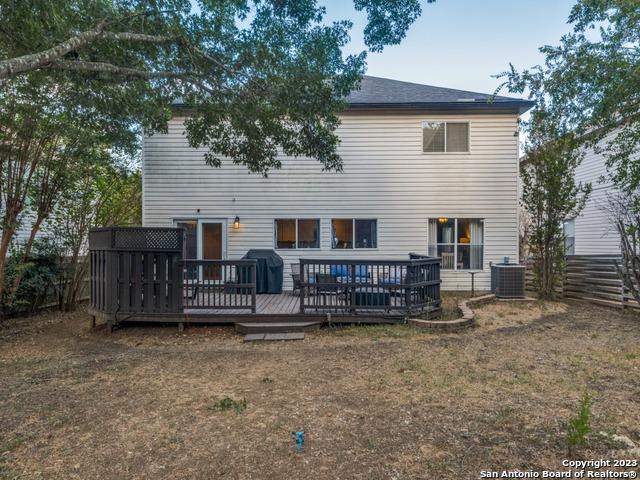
xmin=181 ymin=291 xmax=412 ymax=319
xmin=186 ymin=291 xmax=301 ymax=315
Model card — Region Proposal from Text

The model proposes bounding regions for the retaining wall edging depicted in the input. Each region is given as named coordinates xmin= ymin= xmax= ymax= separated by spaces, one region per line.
xmin=408 ymin=293 xmax=496 ymax=331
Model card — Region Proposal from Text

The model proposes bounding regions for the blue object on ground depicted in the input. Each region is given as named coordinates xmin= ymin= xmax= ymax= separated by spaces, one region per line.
xmin=292 ymin=431 xmax=305 ymax=452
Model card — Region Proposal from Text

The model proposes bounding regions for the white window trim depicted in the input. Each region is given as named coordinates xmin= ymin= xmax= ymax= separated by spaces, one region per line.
xmin=172 ymin=217 xmax=228 ymax=260
xmin=563 ymin=218 xmax=576 ymax=255
xmin=274 ymin=218 xmax=321 ymax=250
xmin=430 ymin=217 xmax=484 ymax=271
xmin=421 ymin=121 xmax=471 ymax=154
xmin=331 ymin=218 xmax=378 ymax=250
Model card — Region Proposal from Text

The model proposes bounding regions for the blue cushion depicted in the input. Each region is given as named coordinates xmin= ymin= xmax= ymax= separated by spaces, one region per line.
xmin=330 ymin=264 xmax=347 ymax=277
xmin=379 ymin=276 xmax=402 ymax=285
xmin=330 ymin=264 xmax=369 ymax=279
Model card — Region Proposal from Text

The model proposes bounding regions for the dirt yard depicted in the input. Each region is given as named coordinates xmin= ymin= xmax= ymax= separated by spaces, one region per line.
xmin=1 ymin=298 xmax=639 ymax=479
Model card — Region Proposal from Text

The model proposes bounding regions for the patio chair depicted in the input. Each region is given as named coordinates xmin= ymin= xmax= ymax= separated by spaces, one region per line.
xmin=441 ymin=252 xmax=454 ymax=270
xmin=315 ymin=273 xmax=340 ymax=294
xmin=291 ymin=262 xmax=301 ymax=295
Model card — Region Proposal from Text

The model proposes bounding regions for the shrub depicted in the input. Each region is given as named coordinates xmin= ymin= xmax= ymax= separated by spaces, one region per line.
xmin=567 ymin=393 xmax=591 ymax=454
xmin=2 ymin=239 xmax=62 ymax=316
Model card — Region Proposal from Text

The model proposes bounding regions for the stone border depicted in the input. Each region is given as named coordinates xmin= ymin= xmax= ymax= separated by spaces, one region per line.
xmin=408 ymin=293 xmax=496 ymax=331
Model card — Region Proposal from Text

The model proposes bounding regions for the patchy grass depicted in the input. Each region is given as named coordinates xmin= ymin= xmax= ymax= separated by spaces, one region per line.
xmin=0 ymin=301 xmax=639 ymax=479
xmin=208 ymin=397 xmax=248 ymax=414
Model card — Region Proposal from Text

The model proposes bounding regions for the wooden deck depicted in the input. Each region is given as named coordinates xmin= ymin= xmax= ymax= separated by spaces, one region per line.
xmin=185 ymin=291 xmax=300 ymax=315
xmin=94 ymin=291 xmax=408 ymax=326
xmin=89 ymin=228 xmax=441 ymax=330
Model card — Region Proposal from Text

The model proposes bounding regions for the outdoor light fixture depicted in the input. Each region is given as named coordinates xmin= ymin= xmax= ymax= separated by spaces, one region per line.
xmin=438 ymin=217 xmax=449 ymax=224
xmin=233 ymin=216 xmax=240 ymax=229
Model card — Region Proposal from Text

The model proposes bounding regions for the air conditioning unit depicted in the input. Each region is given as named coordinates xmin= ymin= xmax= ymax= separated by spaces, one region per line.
xmin=491 ymin=260 xmax=525 ymax=299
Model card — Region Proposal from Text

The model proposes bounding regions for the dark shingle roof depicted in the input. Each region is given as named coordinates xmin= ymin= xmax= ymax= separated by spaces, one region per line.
xmin=346 ymin=75 xmax=533 ymax=114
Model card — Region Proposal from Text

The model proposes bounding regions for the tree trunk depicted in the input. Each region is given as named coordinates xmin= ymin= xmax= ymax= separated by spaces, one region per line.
xmin=5 ymin=217 xmax=44 ymax=304
xmin=0 ymin=226 xmax=16 ymax=313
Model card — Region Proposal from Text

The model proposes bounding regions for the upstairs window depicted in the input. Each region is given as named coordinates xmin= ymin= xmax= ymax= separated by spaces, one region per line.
xmin=422 ymin=122 xmax=469 ymax=153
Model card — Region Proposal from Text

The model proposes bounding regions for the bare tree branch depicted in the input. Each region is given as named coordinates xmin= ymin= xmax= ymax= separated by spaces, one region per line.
xmin=101 ymin=31 xmax=175 ymax=43
xmin=0 ymin=21 xmax=175 ymax=80
xmin=0 ymin=20 xmax=109 ymax=79
xmin=48 ymin=60 xmax=188 ymax=79
xmin=46 ymin=60 xmax=225 ymax=97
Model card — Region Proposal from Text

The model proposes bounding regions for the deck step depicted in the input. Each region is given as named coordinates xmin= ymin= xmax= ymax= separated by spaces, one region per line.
xmin=235 ymin=321 xmax=321 ymax=334
xmin=243 ymin=332 xmax=306 ymax=342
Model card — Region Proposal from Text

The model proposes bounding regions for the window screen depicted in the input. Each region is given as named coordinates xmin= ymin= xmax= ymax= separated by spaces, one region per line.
xmin=422 ymin=122 xmax=445 ymax=152
xmin=422 ymin=122 xmax=469 ymax=152
xmin=446 ymin=123 xmax=469 ymax=152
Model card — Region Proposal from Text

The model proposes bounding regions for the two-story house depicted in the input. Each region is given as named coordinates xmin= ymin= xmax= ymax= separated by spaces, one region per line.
xmin=142 ymin=75 xmax=533 ymax=291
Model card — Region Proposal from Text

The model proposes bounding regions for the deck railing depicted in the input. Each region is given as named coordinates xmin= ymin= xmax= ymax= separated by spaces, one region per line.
xmin=299 ymin=255 xmax=441 ymax=316
xmin=90 ymin=228 xmax=440 ymax=323
xmin=182 ymin=259 xmax=257 ymax=312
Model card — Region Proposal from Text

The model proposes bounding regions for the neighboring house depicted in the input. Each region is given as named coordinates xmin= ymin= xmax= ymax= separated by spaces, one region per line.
xmin=142 ymin=75 xmax=533 ymax=290
xmin=564 ymin=131 xmax=621 ymax=255
xmin=4 ymin=210 xmax=47 ymax=247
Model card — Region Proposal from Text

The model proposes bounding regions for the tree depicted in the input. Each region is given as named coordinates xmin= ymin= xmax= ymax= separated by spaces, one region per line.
xmin=606 ymin=192 xmax=640 ymax=305
xmin=50 ymin=163 xmax=142 ymax=311
xmin=0 ymin=0 xmax=432 ymax=313
xmin=0 ymin=78 xmax=140 ymax=307
xmin=499 ymin=0 xmax=638 ymax=298
xmin=520 ymin=108 xmax=591 ymax=299
xmin=499 ymin=0 xmax=639 ymax=197
xmin=0 ymin=0 xmax=432 ymax=175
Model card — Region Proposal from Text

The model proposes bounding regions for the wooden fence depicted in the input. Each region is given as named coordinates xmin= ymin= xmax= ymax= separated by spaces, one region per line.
xmin=524 ymin=255 xmax=639 ymax=310
xmin=89 ymin=227 xmax=184 ymax=316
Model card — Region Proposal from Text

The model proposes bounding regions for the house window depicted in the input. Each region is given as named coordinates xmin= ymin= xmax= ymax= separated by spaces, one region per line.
xmin=274 ymin=219 xmax=319 ymax=249
xmin=564 ymin=219 xmax=575 ymax=255
xmin=428 ymin=218 xmax=484 ymax=270
xmin=332 ymin=219 xmax=377 ymax=249
xmin=422 ymin=122 xmax=469 ymax=153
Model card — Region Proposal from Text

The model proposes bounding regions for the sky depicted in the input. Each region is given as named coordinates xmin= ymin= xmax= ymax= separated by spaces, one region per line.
xmin=323 ymin=0 xmax=577 ymax=97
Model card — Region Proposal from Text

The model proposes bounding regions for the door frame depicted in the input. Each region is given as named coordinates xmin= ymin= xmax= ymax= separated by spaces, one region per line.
xmin=172 ymin=218 xmax=228 ymax=260
xmin=197 ymin=218 xmax=228 ymax=261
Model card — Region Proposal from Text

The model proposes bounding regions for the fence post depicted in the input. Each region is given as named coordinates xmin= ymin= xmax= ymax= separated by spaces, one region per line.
xmin=350 ymin=263 xmax=356 ymax=313
xmin=251 ymin=262 xmax=257 ymax=314
xmin=405 ymin=263 xmax=414 ymax=316
xmin=299 ymin=259 xmax=306 ymax=314
xmin=171 ymin=255 xmax=183 ymax=313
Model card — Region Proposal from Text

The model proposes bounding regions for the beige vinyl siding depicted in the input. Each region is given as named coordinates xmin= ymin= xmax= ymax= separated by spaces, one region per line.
xmin=572 ymin=132 xmax=621 ymax=255
xmin=143 ymin=112 xmax=520 ymax=290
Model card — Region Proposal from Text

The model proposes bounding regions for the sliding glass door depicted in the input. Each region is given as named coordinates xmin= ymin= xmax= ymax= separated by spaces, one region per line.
xmin=174 ymin=219 xmax=227 ymax=281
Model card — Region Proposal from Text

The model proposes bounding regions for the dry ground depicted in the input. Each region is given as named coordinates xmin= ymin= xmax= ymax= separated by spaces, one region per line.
xmin=1 ymin=297 xmax=639 ymax=479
